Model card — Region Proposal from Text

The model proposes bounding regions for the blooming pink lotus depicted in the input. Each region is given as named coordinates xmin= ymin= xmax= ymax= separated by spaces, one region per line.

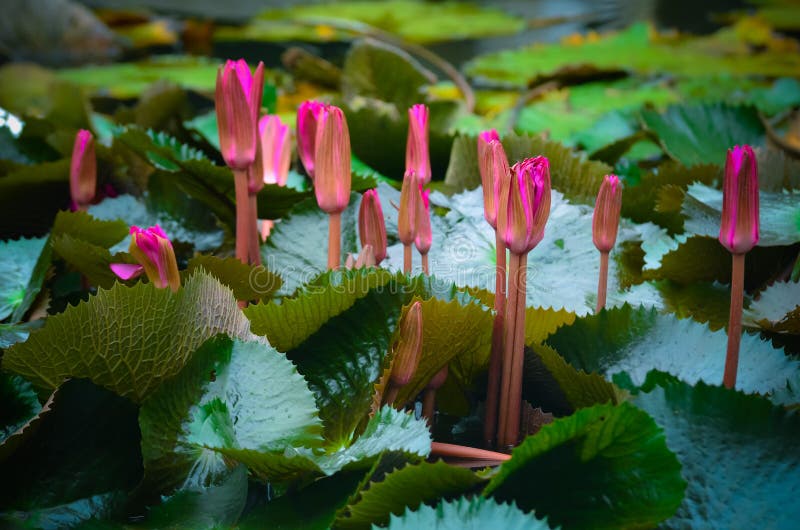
xmin=498 ymin=157 xmax=551 ymax=255
xmin=719 ymin=145 xmax=759 ymax=255
xmin=358 ymin=189 xmax=387 ymax=264
xmin=70 ymin=129 xmax=96 ymax=210
xmin=406 ymin=104 xmax=431 ymax=186
xmin=215 ymin=59 xmax=265 ymax=170
xmin=110 ymin=225 xmax=180 ymax=292
xmin=297 ymin=100 xmax=327 ymax=179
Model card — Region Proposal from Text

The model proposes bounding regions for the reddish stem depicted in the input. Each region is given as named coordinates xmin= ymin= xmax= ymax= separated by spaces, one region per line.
xmin=503 ymin=253 xmax=527 ymax=448
xmin=422 ymin=388 xmax=436 ymax=424
xmin=421 ymin=253 xmax=429 ymax=275
xmin=383 ymin=384 xmax=399 ymax=407
xmin=483 ymin=233 xmax=506 ymax=448
xmin=430 ymin=442 xmax=511 ymax=462
xmin=249 ymin=194 xmax=261 ymax=266
xmin=328 ymin=212 xmax=342 ymax=270
xmin=233 ymin=168 xmax=250 ymax=265
xmin=723 ymin=253 xmax=745 ymax=389
xmin=497 ymin=252 xmax=522 ymax=448
xmin=403 ymin=244 xmax=412 ymax=274
xmin=595 ymin=251 xmax=609 ymax=313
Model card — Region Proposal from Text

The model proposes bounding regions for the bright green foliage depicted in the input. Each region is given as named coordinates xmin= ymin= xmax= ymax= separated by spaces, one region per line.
xmin=484 ymin=402 xmax=685 ymax=529
xmin=3 ymin=270 xmax=253 ymax=402
xmin=384 ymin=497 xmax=554 ymax=530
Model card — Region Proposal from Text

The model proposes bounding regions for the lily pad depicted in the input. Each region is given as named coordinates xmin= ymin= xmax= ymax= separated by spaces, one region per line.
xmin=0 ymin=236 xmax=47 ymax=321
xmin=385 ymin=497 xmax=554 ymax=530
xmin=743 ymin=280 xmax=800 ymax=333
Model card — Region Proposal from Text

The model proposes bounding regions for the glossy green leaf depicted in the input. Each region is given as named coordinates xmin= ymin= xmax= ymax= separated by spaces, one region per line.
xmin=385 ymin=497 xmax=554 ymax=530
xmin=744 ymin=280 xmax=800 ymax=333
xmin=546 ymin=304 xmax=800 ymax=405
xmin=633 ymin=373 xmax=800 ymax=529
xmin=0 ymin=237 xmax=47 ymax=321
xmin=4 ymin=270 xmax=254 ymax=402
xmin=0 ymin=373 xmax=40 ymax=446
xmin=186 ymin=255 xmax=282 ymax=302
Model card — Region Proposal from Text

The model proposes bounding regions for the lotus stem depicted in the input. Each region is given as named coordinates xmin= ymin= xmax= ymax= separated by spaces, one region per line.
xmin=328 ymin=212 xmax=342 ymax=270
xmin=596 ymin=251 xmax=609 ymax=313
xmin=503 ymin=253 xmax=528 ymax=448
xmin=383 ymin=384 xmax=399 ymax=407
xmin=483 ymin=233 xmax=506 ymax=448
xmin=233 ymin=168 xmax=251 ymax=265
xmin=421 ymin=253 xmax=429 ymax=275
xmin=404 ymin=244 xmax=412 ymax=274
xmin=430 ymin=442 xmax=511 ymax=463
xmin=497 ymin=252 xmax=524 ymax=449
xmin=248 ymin=194 xmax=261 ymax=266
xmin=723 ymin=253 xmax=745 ymax=389
xmin=422 ymin=388 xmax=436 ymax=423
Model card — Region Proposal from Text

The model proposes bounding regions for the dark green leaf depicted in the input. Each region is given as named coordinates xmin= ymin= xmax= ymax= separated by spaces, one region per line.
xmin=385 ymin=497 xmax=554 ymax=530
xmin=0 ymin=237 xmax=47 ymax=321
xmin=744 ymin=280 xmax=800 ymax=334
xmin=0 ymin=159 xmax=69 ymax=238
xmin=187 ymin=255 xmax=282 ymax=302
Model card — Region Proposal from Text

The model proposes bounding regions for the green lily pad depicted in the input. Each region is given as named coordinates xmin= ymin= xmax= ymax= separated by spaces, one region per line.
xmin=3 ymin=270 xmax=254 ymax=402
xmin=386 ymin=497 xmax=554 ymax=530
xmin=0 ymin=236 xmax=47 ymax=321
xmin=743 ymin=280 xmax=800 ymax=333
xmin=484 ymin=402 xmax=685 ymax=530
xmin=186 ymin=255 xmax=282 ymax=301
xmin=632 ymin=372 xmax=800 ymax=529
xmin=0 ymin=373 xmax=41 ymax=447
xmin=546 ymin=304 xmax=800 ymax=405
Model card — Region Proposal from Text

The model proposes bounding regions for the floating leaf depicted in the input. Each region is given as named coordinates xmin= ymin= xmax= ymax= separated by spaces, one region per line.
xmin=385 ymin=497 xmax=554 ymax=530
xmin=186 ymin=255 xmax=282 ymax=301
xmin=0 ymin=373 xmax=40 ymax=447
xmin=744 ymin=280 xmax=800 ymax=334
xmin=633 ymin=373 xmax=800 ymax=529
xmin=546 ymin=304 xmax=800 ymax=405
xmin=0 ymin=237 xmax=47 ymax=321
xmin=4 ymin=270 xmax=254 ymax=402
xmin=484 ymin=402 xmax=685 ymax=530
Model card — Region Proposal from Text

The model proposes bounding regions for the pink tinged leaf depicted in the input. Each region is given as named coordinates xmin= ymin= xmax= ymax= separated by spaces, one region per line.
xmin=110 ymin=263 xmax=144 ymax=280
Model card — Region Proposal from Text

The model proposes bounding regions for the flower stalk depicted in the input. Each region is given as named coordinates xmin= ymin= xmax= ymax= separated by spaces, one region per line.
xmin=422 ymin=364 xmax=448 ymax=423
xmin=415 ymin=186 xmax=432 ymax=274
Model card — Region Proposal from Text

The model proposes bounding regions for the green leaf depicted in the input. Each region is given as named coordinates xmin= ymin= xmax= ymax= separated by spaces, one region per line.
xmin=744 ymin=280 xmax=800 ymax=333
xmin=546 ymin=304 xmax=800 ymax=405
xmin=0 ymin=379 xmax=142 ymax=526
xmin=336 ymin=461 xmax=485 ymax=529
xmin=0 ymin=373 xmax=41 ymax=446
xmin=245 ymin=268 xmax=397 ymax=351
xmin=51 ymin=234 xmax=129 ymax=289
xmin=3 ymin=270 xmax=254 ymax=402
xmin=484 ymin=402 xmax=685 ymax=530
xmin=186 ymin=255 xmax=282 ymax=302
xmin=640 ymin=103 xmax=765 ymax=167
xmin=52 ymin=209 xmax=129 ymax=248
xmin=0 ymin=159 xmax=69 ymax=238
xmin=0 ymin=322 xmax=37 ymax=350
xmin=682 ymin=182 xmax=800 ymax=246
xmin=633 ymin=373 xmax=800 ymax=529
xmin=385 ymin=497 xmax=554 ymax=530
xmin=653 ymin=280 xmax=732 ymax=331
xmin=139 ymin=335 xmax=323 ymax=493
xmin=0 ymin=237 xmax=47 ymax=321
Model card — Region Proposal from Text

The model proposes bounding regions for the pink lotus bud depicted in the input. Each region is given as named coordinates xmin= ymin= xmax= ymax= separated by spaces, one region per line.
xmin=390 ymin=301 xmax=423 ymax=388
xmin=498 ymin=157 xmax=551 ymax=255
xmin=249 ymin=114 xmax=291 ymax=193
xmin=719 ymin=145 xmax=759 ymax=254
xmin=111 ymin=225 xmax=180 ymax=292
xmin=297 ymin=100 xmax=327 ymax=179
xmin=406 ymin=104 xmax=431 ymax=186
xmin=70 ymin=129 xmax=96 ymax=208
xmin=313 ymin=105 xmax=351 ymax=214
xmin=215 ymin=59 xmax=265 ymax=170
xmin=358 ymin=189 xmax=387 ymax=263
xmin=415 ymin=186 xmax=432 ymax=255
xmin=398 ymin=170 xmax=419 ymax=246
xmin=478 ymin=132 xmax=510 ymax=229
xmin=592 ymin=175 xmax=623 ymax=253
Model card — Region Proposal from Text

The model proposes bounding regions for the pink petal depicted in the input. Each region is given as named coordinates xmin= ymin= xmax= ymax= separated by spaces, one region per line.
xmin=110 ymin=263 xmax=144 ymax=280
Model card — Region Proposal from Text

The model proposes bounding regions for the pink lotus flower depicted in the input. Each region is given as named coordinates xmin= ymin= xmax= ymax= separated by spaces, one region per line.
xmin=592 ymin=175 xmax=623 ymax=253
xmin=498 ymin=157 xmax=551 ymax=255
xmin=415 ymin=186 xmax=432 ymax=255
xmin=406 ymin=104 xmax=431 ymax=186
xmin=250 ymin=115 xmax=291 ymax=193
xmin=719 ymin=145 xmax=759 ymax=254
xmin=215 ymin=59 xmax=265 ymax=170
xmin=70 ymin=129 xmax=96 ymax=209
xmin=297 ymin=100 xmax=327 ymax=179
xmin=313 ymin=105 xmax=351 ymax=214
xmin=110 ymin=225 xmax=180 ymax=292
xmin=358 ymin=189 xmax=387 ymax=263
xmin=478 ymin=131 xmax=509 ymax=229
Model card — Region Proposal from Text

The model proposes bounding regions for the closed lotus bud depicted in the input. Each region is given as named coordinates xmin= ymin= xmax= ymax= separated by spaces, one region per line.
xmin=406 ymin=104 xmax=431 ymax=186
xmin=215 ymin=59 xmax=264 ymax=170
xmin=250 ymin=114 xmax=291 ymax=193
xmin=313 ymin=105 xmax=351 ymax=214
xmin=478 ymin=133 xmax=509 ymax=229
xmin=297 ymin=100 xmax=327 ymax=179
xmin=344 ymin=253 xmax=356 ymax=270
xmin=498 ymin=157 xmax=551 ymax=255
xmin=398 ymin=170 xmax=419 ymax=246
xmin=358 ymin=189 xmax=387 ymax=263
xmin=415 ymin=186 xmax=432 ymax=255
xmin=426 ymin=364 xmax=448 ymax=391
xmin=70 ymin=129 xmax=96 ymax=208
xmin=110 ymin=225 xmax=180 ymax=292
xmin=390 ymin=301 xmax=423 ymax=388
xmin=592 ymin=175 xmax=623 ymax=253
xmin=355 ymin=244 xmax=376 ymax=268
xmin=719 ymin=145 xmax=759 ymax=254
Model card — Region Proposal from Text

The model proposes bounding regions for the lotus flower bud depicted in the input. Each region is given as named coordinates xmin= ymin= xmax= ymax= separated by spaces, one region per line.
xmin=313 ymin=105 xmax=351 ymax=214
xmin=398 ymin=170 xmax=419 ymax=246
xmin=498 ymin=157 xmax=551 ymax=255
xmin=358 ymin=189 xmax=387 ymax=263
xmin=478 ymin=132 xmax=509 ymax=229
xmin=426 ymin=364 xmax=448 ymax=391
xmin=719 ymin=145 xmax=759 ymax=255
xmin=110 ymin=225 xmax=180 ymax=292
xmin=406 ymin=104 xmax=431 ymax=186
xmin=250 ymin=115 xmax=291 ymax=193
xmin=415 ymin=186 xmax=432 ymax=255
xmin=592 ymin=175 xmax=623 ymax=253
xmin=297 ymin=100 xmax=327 ymax=179
xmin=70 ymin=129 xmax=96 ymax=209
xmin=390 ymin=301 xmax=423 ymax=388
xmin=356 ymin=244 xmax=376 ymax=268
xmin=215 ymin=59 xmax=264 ymax=170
